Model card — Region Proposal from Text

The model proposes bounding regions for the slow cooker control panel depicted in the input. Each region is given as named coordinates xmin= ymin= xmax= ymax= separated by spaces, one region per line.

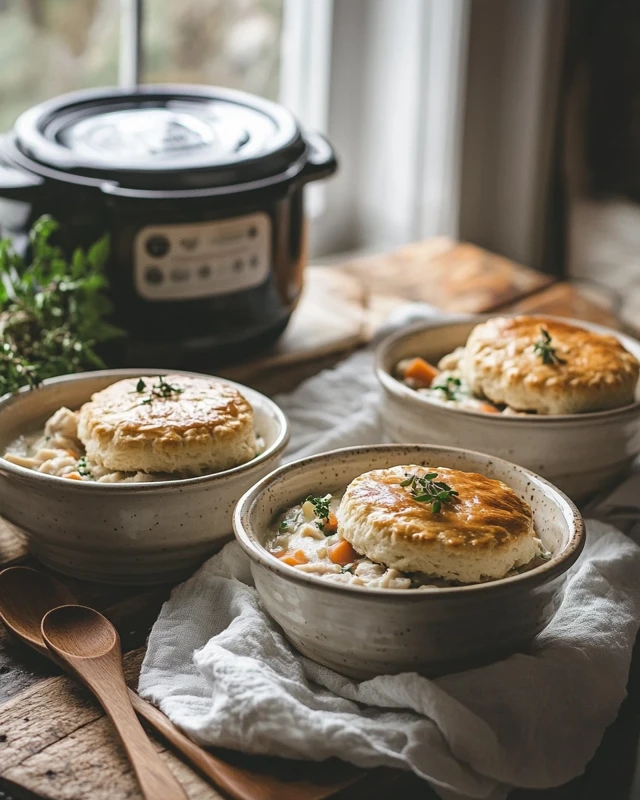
xmin=133 ymin=212 xmax=271 ymax=301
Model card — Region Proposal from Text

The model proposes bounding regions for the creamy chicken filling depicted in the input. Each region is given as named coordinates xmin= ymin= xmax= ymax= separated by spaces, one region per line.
xmin=396 ymin=349 xmax=530 ymax=415
xmin=267 ymin=492 xmax=551 ymax=590
xmin=4 ymin=406 xmax=264 ymax=483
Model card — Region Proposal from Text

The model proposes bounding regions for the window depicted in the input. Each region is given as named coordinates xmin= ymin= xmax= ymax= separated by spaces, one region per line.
xmin=0 ymin=0 xmax=284 ymax=132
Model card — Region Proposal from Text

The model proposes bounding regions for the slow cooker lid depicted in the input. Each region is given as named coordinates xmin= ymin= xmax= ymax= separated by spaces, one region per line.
xmin=13 ymin=85 xmax=306 ymax=189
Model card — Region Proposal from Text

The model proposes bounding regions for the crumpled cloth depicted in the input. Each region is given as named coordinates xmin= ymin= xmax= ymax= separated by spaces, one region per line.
xmin=139 ymin=305 xmax=640 ymax=799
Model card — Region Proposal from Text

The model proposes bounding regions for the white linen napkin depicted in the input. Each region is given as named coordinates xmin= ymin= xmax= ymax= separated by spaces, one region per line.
xmin=139 ymin=306 xmax=640 ymax=800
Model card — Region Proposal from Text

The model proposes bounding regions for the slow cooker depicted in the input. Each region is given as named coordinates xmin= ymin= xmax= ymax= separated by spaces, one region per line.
xmin=0 ymin=85 xmax=337 ymax=367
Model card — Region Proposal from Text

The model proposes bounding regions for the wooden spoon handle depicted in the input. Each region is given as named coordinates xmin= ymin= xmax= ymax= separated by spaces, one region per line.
xmin=51 ymin=647 xmax=187 ymax=800
xmin=128 ymin=692 xmax=363 ymax=800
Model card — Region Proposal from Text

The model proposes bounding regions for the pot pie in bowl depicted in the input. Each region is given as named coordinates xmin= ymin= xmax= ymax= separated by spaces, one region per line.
xmin=4 ymin=374 xmax=262 ymax=482
xmin=0 ymin=369 xmax=288 ymax=584
xmin=376 ymin=315 xmax=640 ymax=500
xmin=267 ymin=466 xmax=547 ymax=589
xmin=234 ymin=444 xmax=583 ymax=678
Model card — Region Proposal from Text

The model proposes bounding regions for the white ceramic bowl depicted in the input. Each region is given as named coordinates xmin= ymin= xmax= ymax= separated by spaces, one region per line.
xmin=233 ymin=444 xmax=584 ymax=679
xmin=375 ymin=315 xmax=640 ymax=502
xmin=0 ymin=369 xmax=289 ymax=585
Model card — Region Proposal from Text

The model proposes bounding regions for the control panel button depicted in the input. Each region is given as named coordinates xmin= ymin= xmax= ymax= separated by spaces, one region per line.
xmin=145 ymin=235 xmax=170 ymax=258
xmin=170 ymin=267 xmax=190 ymax=282
xmin=144 ymin=266 xmax=164 ymax=285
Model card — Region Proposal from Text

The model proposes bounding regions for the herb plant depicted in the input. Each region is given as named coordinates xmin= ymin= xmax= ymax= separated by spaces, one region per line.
xmin=0 ymin=215 xmax=123 ymax=396
xmin=400 ymin=471 xmax=459 ymax=513
xmin=533 ymin=327 xmax=566 ymax=366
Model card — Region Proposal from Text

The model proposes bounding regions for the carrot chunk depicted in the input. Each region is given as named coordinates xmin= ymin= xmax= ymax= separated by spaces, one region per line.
xmin=403 ymin=357 xmax=439 ymax=387
xmin=479 ymin=402 xmax=500 ymax=414
xmin=65 ymin=472 xmax=82 ymax=480
xmin=279 ymin=549 xmax=309 ymax=566
xmin=329 ymin=539 xmax=359 ymax=566
xmin=324 ymin=512 xmax=338 ymax=534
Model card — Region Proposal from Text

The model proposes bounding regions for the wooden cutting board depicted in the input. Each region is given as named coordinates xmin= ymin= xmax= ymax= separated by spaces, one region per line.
xmin=0 ymin=237 xmax=633 ymax=800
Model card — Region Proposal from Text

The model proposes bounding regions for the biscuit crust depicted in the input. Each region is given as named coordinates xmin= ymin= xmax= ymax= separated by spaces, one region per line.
xmin=337 ymin=465 xmax=536 ymax=583
xmin=461 ymin=316 xmax=639 ymax=414
xmin=78 ymin=375 xmax=257 ymax=475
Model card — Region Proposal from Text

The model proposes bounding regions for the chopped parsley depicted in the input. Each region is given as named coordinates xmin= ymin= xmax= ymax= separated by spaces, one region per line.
xmin=431 ymin=376 xmax=462 ymax=401
xmin=533 ymin=328 xmax=566 ymax=366
xmin=279 ymin=520 xmax=289 ymax=532
xmin=305 ymin=494 xmax=331 ymax=529
xmin=76 ymin=456 xmax=91 ymax=478
xmin=400 ymin=471 xmax=459 ymax=514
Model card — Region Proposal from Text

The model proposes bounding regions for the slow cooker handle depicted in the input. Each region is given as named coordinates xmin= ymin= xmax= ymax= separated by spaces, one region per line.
xmin=299 ymin=132 xmax=338 ymax=184
xmin=0 ymin=139 xmax=44 ymax=202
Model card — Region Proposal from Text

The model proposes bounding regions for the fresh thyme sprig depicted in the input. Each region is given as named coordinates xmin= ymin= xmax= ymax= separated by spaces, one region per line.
xmin=0 ymin=215 xmax=123 ymax=396
xmin=431 ymin=376 xmax=462 ymax=401
xmin=400 ymin=471 xmax=459 ymax=513
xmin=533 ymin=327 xmax=566 ymax=366
xmin=134 ymin=376 xmax=184 ymax=405
xmin=305 ymin=495 xmax=331 ymax=529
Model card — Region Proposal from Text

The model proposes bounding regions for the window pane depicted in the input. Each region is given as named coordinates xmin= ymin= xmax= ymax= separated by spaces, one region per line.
xmin=0 ymin=0 xmax=120 ymax=130
xmin=142 ymin=0 xmax=283 ymax=100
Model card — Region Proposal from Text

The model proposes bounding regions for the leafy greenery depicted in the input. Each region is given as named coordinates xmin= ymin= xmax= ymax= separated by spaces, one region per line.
xmin=533 ymin=327 xmax=566 ymax=366
xmin=400 ymin=471 xmax=459 ymax=514
xmin=0 ymin=215 xmax=123 ymax=396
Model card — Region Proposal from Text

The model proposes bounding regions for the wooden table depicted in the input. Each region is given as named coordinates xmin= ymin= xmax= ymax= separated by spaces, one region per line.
xmin=1 ymin=240 xmax=638 ymax=800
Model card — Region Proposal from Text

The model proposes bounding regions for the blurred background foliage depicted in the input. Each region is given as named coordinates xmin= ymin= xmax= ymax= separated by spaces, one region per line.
xmin=0 ymin=0 xmax=283 ymax=130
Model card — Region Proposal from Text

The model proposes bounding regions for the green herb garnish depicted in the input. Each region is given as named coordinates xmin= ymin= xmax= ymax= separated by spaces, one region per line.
xmin=533 ymin=328 xmax=566 ymax=366
xmin=0 ymin=215 xmax=123 ymax=396
xmin=400 ymin=471 xmax=459 ymax=514
xmin=279 ymin=520 xmax=289 ymax=532
xmin=137 ymin=375 xmax=184 ymax=405
xmin=341 ymin=564 xmax=354 ymax=574
xmin=76 ymin=456 xmax=91 ymax=478
xmin=431 ymin=376 xmax=462 ymax=401
xmin=305 ymin=494 xmax=331 ymax=529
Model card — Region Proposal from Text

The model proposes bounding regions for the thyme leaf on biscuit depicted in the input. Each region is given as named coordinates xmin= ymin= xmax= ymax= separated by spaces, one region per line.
xmin=533 ymin=328 xmax=566 ymax=366
xmin=136 ymin=375 xmax=184 ymax=405
xmin=401 ymin=471 xmax=458 ymax=514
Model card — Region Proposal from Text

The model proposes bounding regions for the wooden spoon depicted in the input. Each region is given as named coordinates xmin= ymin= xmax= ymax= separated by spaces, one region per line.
xmin=0 ymin=567 xmax=362 ymax=800
xmin=42 ymin=604 xmax=189 ymax=800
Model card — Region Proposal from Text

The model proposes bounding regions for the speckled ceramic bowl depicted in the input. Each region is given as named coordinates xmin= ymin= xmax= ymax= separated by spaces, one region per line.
xmin=375 ymin=315 xmax=640 ymax=502
xmin=0 ymin=369 xmax=289 ymax=585
xmin=233 ymin=444 xmax=584 ymax=679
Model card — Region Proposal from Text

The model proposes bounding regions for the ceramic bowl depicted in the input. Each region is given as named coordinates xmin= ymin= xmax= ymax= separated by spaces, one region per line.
xmin=375 ymin=315 xmax=640 ymax=502
xmin=233 ymin=444 xmax=584 ymax=679
xmin=0 ymin=369 xmax=289 ymax=585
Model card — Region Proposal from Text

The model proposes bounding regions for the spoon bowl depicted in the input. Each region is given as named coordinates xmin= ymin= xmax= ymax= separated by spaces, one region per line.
xmin=41 ymin=604 xmax=117 ymax=658
xmin=0 ymin=567 xmax=75 ymax=656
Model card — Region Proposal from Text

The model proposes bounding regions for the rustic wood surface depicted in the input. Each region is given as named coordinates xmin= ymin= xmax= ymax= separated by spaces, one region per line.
xmin=1 ymin=240 xmax=638 ymax=800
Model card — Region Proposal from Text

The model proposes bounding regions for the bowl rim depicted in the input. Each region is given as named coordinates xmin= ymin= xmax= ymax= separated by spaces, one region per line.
xmin=374 ymin=313 xmax=640 ymax=424
xmin=0 ymin=368 xmax=290 ymax=492
xmin=233 ymin=443 xmax=586 ymax=600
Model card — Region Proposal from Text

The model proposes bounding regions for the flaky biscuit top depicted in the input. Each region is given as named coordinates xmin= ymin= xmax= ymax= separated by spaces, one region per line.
xmin=338 ymin=465 xmax=534 ymax=549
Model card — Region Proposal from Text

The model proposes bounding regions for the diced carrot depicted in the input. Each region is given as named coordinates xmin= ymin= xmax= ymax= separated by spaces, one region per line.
xmin=403 ymin=357 xmax=439 ymax=387
xmin=324 ymin=512 xmax=338 ymax=534
xmin=328 ymin=539 xmax=359 ymax=566
xmin=270 ymin=546 xmax=286 ymax=558
xmin=66 ymin=449 xmax=79 ymax=457
xmin=479 ymin=402 xmax=500 ymax=414
xmin=279 ymin=549 xmax=309 ymax=566
xmin=65 ymin=472 xmax=82 ymax=480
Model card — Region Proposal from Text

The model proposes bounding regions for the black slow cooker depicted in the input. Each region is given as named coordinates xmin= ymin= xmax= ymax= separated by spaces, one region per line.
xmin=0 ymin=85 xmax=337 ymax=367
